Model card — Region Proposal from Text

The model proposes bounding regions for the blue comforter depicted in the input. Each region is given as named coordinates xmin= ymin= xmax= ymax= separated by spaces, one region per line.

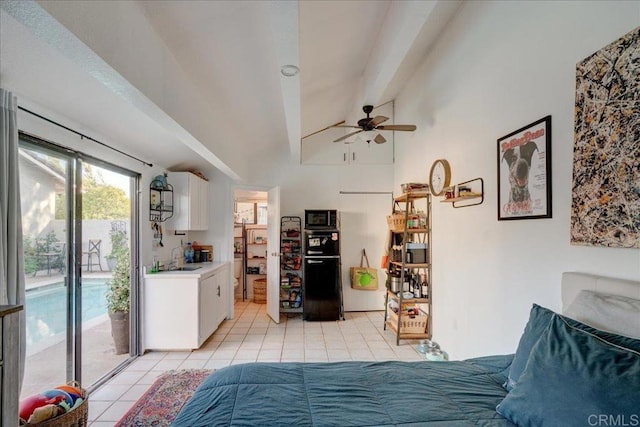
xmin=172 ymin=355 xmax=514 ymax=426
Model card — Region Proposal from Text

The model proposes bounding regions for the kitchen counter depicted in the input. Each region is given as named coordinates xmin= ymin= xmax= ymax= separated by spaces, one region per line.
xmin=143 ymin=261 xmax=226 ymax=278
xmin=143 ymin=261 xmax=230 ymax=350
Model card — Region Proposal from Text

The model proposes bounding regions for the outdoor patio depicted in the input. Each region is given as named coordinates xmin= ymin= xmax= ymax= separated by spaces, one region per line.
xmin=22 ymin=270 xmax=129 ymax=399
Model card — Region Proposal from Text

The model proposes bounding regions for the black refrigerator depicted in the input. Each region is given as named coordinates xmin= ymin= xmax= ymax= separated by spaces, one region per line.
xmin=303 ymin=229 xmax=343 ymax=321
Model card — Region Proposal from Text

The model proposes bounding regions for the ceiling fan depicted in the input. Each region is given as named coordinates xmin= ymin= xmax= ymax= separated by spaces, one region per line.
xmin=332 ymin=105 xmax=417 ymax=144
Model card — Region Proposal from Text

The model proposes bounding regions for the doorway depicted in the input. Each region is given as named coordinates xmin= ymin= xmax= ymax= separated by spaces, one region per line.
xmin=18 ymin=133 xmax=139 ymax=397
xmin=233 ymin=189 xmax=267 ymax=304
xmin=232 ymin=188 xmax=280 ymax=323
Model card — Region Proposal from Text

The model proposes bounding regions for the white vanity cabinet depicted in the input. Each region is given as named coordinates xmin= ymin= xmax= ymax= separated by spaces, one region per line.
xmin=143 ymin=263 xmax=229 ymax=350
xmin=168 ymin=172 xmax=209 ymax=231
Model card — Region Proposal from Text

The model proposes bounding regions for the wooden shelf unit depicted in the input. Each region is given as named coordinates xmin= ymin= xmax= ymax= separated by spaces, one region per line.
xmin=384 ymin=192 xmax=432 ymax=345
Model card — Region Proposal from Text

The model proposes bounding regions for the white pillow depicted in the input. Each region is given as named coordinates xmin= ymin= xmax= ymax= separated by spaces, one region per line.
xmin=565 ymin=290 xmax=640 ymax=339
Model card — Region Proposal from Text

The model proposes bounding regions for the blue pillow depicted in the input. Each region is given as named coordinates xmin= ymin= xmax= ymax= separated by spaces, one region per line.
xmin=497 ymin=315 xmax=640 ymax=427
xmin=506 ymin=304 xmax=640 ymax=391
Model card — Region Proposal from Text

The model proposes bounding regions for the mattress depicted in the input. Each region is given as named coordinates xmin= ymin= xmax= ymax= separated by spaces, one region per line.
xmin=172 ymin=355 xmax=514 ymax=426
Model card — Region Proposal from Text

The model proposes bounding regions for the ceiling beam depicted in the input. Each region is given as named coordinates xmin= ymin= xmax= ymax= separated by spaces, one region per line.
xmin=352 ymin=1 xmax=439 ymax=116
xmin=268 ymin=0 xmax=301 ymax=162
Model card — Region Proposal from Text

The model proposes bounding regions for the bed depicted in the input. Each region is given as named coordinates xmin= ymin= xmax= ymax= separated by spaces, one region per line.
xmin=173 ymin=272 xmax=640 ymax=426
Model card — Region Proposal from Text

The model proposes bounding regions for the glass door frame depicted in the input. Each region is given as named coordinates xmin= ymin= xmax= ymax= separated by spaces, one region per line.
xmin=19 ymin=131 xmax=141 ymax=387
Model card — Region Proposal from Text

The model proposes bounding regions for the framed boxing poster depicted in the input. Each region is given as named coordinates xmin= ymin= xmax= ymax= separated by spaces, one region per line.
xmin=497 ymin=115 xmax=552 ymax=220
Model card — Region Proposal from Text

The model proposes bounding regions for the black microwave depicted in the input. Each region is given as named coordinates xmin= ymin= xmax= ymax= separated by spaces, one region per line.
xmin=304 ymin=210 xmax=338 ymax=229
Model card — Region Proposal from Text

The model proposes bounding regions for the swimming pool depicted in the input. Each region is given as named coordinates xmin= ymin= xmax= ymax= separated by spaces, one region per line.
xmin=25 ymin=279 xmax=109 ymax=352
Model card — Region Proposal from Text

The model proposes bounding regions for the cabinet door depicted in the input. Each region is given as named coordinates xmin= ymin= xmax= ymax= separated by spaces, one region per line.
xmin=168 ymin=172 xmax=209 ymax=230
xmin=188 ymin=174 xmax=199 ymax=229
xmin=189 ymin=174 xmax=209 ymax=230
xmin=198 ymin=176 xmax=209 ymax=230
xmin=144 ymin=278 xmax=199 ymax=349
xmin=168 ymin=173 xmax=189 ymax=230
xmin=349 ymin=140 xmax=393 ymax=165
xmin=199 ymin=274 xmax=218 ymax=345
xmin=215 ymin=266 xmax=229 ymax=326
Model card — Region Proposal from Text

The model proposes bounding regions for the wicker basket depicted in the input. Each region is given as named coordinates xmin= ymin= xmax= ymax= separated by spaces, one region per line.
xmin=253 ymin=278 xmax=267 ymax=304
xmin=24 ymin=382 xmax=88 ymax=427
xmin=387 ymin=309 xmax=428 ymax=334
xmin=386 ymin=213 xmax=406 ymax=232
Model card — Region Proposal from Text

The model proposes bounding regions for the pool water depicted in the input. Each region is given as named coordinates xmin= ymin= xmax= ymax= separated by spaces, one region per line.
xmin=25 ymin=279 xmax=109 ymax=349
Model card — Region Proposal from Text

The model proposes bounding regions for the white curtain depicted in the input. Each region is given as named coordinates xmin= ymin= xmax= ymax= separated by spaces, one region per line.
xmin=0 ymin=88 xmax=26 ymax=390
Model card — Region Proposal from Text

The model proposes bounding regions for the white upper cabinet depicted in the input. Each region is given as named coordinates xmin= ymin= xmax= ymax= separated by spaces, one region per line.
xmin=168 ymin=172 xmax=209 ymax=231
xmin=301 ymin=103 xmax=394 ymax=165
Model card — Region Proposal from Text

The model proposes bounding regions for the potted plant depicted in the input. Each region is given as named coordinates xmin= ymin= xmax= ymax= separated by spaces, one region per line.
xmin=106 ymin=247 xmax=130 ymax=354
xmin=106 ymin=227 xmax=127 ymax=271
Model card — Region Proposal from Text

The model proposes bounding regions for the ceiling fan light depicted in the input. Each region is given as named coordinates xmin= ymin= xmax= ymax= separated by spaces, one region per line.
xmin=374 ymin=133 xmax=386 ymax=144
xmin=280 ymin=65 xmax=300 ymax=77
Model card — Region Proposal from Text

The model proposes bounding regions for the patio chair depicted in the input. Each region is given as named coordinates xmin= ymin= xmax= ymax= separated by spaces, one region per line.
xmin=83 ymin=239 xmax=104 ymax=272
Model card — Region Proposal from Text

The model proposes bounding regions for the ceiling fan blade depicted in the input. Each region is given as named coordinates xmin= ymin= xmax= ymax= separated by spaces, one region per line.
xmin=333 ymin=129 xmax=363 ymax=143
xmin=301 ymin=120 xmax=346 ymax=140
xmin=369 ymin=116 xmax=389 ymax=126
xmin=374 ymin=134 xmax=386 ymax=144
xmin=376 ymin=124 xmax=417 ymax=131
xmin=333 ymin=125 xmax=361 ymax=129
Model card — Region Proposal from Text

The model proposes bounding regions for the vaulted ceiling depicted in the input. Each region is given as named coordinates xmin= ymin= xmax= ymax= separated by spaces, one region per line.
xmin=1 ymin=0 xmax=462 ymax=181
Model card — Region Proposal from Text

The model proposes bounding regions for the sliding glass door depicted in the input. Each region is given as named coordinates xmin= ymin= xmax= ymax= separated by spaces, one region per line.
xmin=80 ymin=161 xmax=136 ymax=387
xmin=18 ymin=133 xmax=139 ymax=398
xmin=19 ymin=142 xmax=71 ymax=397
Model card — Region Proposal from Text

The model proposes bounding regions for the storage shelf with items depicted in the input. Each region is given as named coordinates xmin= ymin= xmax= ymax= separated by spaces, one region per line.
xmin=149 ymin=174 xmax=174 ymax=222
xmin=280 ymin=216 xmax=303 ymax=314
xmin=243 ymin=224 xmax=267 ymax=301
xmin=440 ymin=177 xmax=484 ymax=208
xmin=234 ymin=224 xmax=244 ymax=259
xmin=384 ymin=190 xmax=432 ymax=345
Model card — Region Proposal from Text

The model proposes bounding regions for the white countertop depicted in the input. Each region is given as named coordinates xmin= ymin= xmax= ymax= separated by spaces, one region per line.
xmin=143 ymin=261 xmax=227 ymax=278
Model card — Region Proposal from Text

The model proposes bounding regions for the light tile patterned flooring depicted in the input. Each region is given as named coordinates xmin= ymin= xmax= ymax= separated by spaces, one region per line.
xmin=88 ymin=301 xmax=424 ymax=425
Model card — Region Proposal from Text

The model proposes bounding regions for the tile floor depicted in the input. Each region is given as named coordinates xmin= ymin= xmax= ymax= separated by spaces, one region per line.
xmin=88 ymin=301 xmax=425 ymax=425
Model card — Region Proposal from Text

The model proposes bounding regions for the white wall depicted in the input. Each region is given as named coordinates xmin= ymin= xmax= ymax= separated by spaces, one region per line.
xmin=31 ymin=0 xmax=250 ymax=180
xmin=277 ymin=162 xmax=394 ymax=312
xmin=278 ymin=163 xmax=394 ymax=217
xmin=393 ymin=0 xmax=640 ymax=359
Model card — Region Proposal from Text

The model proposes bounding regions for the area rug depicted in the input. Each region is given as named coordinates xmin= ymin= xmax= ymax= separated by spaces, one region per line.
xmin=115 ymin=369 xmax=212 ymax=426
